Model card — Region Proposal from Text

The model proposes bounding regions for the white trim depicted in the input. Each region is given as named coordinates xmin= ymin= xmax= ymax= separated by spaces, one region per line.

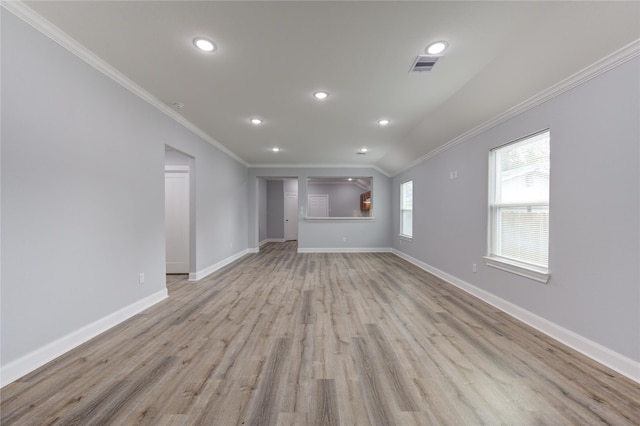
xmin=5 ymin=0 xmax=637 ymax=178
xmin=247 ymin=247 xmax=260 ymax=254
xmin=391 ymin=249 xmax=640 ymax=384
xmin=400 ymin=180 xmax=414 ymax=238
xmin=249 ymin=163 xmax=391 ymax=177
xmin=188 ymin=249 xmax=250 ymax=281
xmin=0 ymin=289 xmax=168 ymax=387
xmin=483 ymin=256 xmax=550 ymax=284
xmin=164 ymin=165 xmax=190 ymax=173
xmin=1 ymin=1 xmax=248 ymax=167
xmin=398 ymin=234 xmax=413 ymax=242
xmin=260 ymin=238 xmax=286 ymax=246
xmin=297 ymin=247 xmax=392 ymax=253
xmin=284 ymin=192 xmax=299 ymax=241
xmin=392 ymin=39 xmax=640 ymax=176
xmin=305 ymin=217 xmax=375 ymax=221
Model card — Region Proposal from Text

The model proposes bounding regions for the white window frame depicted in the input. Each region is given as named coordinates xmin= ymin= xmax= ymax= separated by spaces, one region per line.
xmin=484 ymin=130 xmax=551 ymax=283
xmin=399 ymin=180 xmax=413 ymax=239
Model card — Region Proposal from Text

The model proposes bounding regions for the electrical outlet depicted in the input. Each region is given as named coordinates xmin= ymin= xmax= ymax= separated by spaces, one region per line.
xmin=342 ymin=236 xmax=347 ymax=242
xmin=472 ymin=264 xmax=477 ymax=273
xmin=139 ymin=273 xmax=145 ymax=284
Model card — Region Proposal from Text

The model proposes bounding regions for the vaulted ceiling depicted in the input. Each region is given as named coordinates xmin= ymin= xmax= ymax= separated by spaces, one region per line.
xmin=24 ymin=1 xmax=640 ymax=175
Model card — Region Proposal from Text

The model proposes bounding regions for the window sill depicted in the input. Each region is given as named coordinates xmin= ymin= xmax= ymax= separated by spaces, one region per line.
xmin=398 ymin=234 xmax=413 ymax=241
xmin=305 ymin=217 xmax=375 ymax=221
xmin=483 ymin=256 xmax=550 ymax=284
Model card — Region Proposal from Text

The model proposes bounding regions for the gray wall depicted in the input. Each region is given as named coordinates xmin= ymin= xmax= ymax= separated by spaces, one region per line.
xmin=283 ymin=178 xmax=298 ymax=194
xmin=164 ymin=149 xmax=191 ymax=166
xmin=248 ymin=168 xmax=391 ymax=250
xmin=392 ymin=57 xmax=640 ymax=362
xmin=266 ymin=180 xmax=284 ymax=239
xmin=1 ymin=12 xmax=248 ymax=367
xmin=5 ymin=3 xmax=635 ymax=382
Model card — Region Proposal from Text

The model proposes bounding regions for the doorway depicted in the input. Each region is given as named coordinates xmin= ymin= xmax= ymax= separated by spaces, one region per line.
xmin=258 ymin=177 xmax=298 ymax=246
xmin=165 ymin=147 xmax=194 ymax=275
xmin=284 ymin=192 xmax=298 ymax=241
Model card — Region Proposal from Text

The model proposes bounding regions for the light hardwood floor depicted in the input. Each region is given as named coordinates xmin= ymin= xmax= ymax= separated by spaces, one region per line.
xmin=2 ymin=241 xmax=639 ymax=425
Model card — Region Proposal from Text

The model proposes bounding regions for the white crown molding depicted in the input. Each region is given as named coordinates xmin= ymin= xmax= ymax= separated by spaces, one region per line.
xmin=391 ymin=249 xmax=640 ymax=384
xmin=249 ymin=163 xmax=392 ymax=177
xmin=392 ymin=39 xmax=640 ymax=177
xmin=1 ymin=0 xmax=248 ymax=167
xmin=6 ymin=0 xmax=636 ymax=180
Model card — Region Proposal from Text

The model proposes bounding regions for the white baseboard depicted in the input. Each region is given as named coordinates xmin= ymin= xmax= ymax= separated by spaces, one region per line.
xmin=1 ymin=289 xmax=168 ymax=387
xmin=297 ymin=247 xmax=393 ymax=253
xmin=188 ymin=249 xmax=251 ymax=281
xmin=259 ymin=238 xmax=285 ymax=246
xmin=247 ymin=247 xmax=260 ymax=254
xmin=391 ymin=249 xmax=640 ymax=384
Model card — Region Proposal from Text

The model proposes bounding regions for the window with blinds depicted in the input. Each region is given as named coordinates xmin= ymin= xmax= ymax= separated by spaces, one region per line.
xmin=489 ymin=131 xmax=550 ymax=271
xmin=400 ymin=180 xmax=413 ymax=238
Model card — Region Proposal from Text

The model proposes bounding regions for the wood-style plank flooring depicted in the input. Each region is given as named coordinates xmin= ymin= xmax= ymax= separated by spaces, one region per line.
xmin=2 ymin=241 xmax=639 ymax=425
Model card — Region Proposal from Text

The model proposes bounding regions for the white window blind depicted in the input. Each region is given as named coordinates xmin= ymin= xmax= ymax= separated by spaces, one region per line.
xmin=400 ymin=180 xmax=413 ymax=238
xmin=489 ymin=131 xmax=550 ymax=269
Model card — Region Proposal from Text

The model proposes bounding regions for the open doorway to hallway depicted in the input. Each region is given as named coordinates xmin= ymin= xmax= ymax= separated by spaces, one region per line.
xmin=258 ymin=240 xmax=298 ymax=253
xmin=258 ymin=177 xmax=298 ymax=248
xmin=284 ymin=190 xmax=298 ymax=241
xmin=165 ymin=146 xmax=195 ymax=279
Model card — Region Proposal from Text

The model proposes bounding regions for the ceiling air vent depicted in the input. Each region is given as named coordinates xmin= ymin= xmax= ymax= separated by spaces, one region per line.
xmin=409 ymin=55 xmax=440 ymax=72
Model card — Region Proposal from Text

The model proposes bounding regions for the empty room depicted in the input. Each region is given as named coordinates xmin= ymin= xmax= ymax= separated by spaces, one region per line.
xmin=1 ymin=1 xmax=639 ymax=424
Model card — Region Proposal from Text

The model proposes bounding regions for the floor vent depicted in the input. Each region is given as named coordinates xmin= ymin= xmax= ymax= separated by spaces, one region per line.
xmin=410 ymin=55 xmax=440 ymax=72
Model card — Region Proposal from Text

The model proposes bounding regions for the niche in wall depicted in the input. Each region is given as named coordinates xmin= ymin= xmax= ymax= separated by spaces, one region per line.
xmin=307 ymin=177 xmax=372 ymax=217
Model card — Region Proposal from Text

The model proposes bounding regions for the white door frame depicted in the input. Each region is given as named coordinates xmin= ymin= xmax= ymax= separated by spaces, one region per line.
xmin=164 ymin=147 xmax=196 ymax=278
xmin=284 ymin=192 xmax=298 ymax=241
xmin=165 ymin=166 xmax=190 ymax=274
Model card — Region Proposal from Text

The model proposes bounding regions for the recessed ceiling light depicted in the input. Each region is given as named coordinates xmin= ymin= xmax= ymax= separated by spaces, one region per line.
xmin=272 ymin=147 xmax=280 ymax=152
xmin=250 ymin=118 xmax=263 ymax=125
xmin=313 ymin=91 xmax=329 ymax=100
xmin=193 ymin=37 xmax=216 ymax=52
xmin=359 ymin=148 xmax=368 ymax=153
xmin=426 ymin=41 xmax=448 ymax=55
xmin=347 ymin=178 xmax=353 ymax=181
xmin=378 ymin=119 xmax=390 ymax=126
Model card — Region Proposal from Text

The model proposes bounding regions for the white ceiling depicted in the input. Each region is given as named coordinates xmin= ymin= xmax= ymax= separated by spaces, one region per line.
xmin=23 ymin=1 xmax=640 ymax=175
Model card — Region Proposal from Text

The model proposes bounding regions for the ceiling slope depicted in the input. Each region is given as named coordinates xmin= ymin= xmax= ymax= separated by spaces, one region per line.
xmin=20 ymin=1 xmax=640 ymax=175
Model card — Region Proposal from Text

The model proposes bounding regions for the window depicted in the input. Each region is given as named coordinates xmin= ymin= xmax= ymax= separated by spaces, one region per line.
xmin=400 ymin=180 xmax=413 ymax=238
xmin=486 ymin=130 xmax=550 ymax=283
